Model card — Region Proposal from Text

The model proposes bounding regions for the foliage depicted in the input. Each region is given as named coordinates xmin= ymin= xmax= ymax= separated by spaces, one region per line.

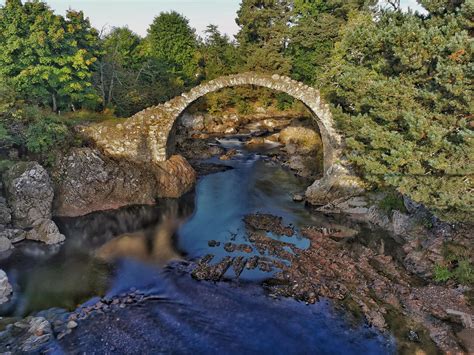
xmin=25 ymin=115 xmax=71 ymax=155
xmin=0 ymin=123 xmax=15 ymax=149
xmin=0 ymin=1 xmax=100 ymax=111
xmin=378 ymin=191 xmax=407 ymax=213
xmin=93 ymin=26 xmax=185 ymax=117
xmin=433 ymin=264 xmax=452 ymax=282
xmin=433 ymin=241 xmax=474 ymax=285
xmin=236 ymin=0 xmax=292 ymax=74
xmin=289 ymin=0 xmax=377 ymax=83
xmin=322 ymin=3 xmax=474 ymax=221
xmin=200 ymin=25 xmax=240 ymax=80
xmin=147 ymin=11 xmax=199 ymax=84
xmin=0 ymin=160 xmax=14 ymax=175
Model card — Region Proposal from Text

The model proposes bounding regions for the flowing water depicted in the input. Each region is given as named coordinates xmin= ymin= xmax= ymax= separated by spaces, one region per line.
xmin=0 ymin=137 xmax=397 ymax=353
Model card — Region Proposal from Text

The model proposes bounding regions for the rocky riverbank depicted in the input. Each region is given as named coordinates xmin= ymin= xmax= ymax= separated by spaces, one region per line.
xmin=191 ymin=212 xmax=473 ymax=353
xmin=176 ymin=111 xmax=324 ymax=180
xmin=1 ymin=113 xmax=471 ymax=353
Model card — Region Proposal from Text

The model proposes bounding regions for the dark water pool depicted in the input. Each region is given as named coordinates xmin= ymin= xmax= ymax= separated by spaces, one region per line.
xmin=0 ymin=137 xmax=397 ymax=353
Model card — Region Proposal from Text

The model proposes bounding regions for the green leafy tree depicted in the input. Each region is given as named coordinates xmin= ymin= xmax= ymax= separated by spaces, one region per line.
xmin=236 ymin=0 xmax=292 ymax=74
xmin=288 ymin=0 xmax=377 ymax=83
xmin=200 ymin=24 xmax=240 ymax=80
xmin=0 ymin=0 xmax=100 ymax=111
xmin=93 ymin=26 xmax=186 ymax=117
xmin=147 ymin=11 xmax=199 ymax=84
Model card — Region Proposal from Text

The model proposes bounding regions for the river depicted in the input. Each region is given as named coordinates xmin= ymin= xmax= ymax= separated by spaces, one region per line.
xmin=0 ymin=137 xmax=396 ymax=353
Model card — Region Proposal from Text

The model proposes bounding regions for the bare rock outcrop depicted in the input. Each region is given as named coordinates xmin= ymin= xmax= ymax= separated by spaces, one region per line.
xmin=53 ymin=148 xmax=196 ymax=217
xmin=3 ymin=162 xmax=54 ymax=228
xmin=305 ymin=164 xmax=366 ymax=205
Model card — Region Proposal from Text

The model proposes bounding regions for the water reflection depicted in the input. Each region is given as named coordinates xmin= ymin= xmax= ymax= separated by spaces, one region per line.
xmin=0 ymin=197 xmax=194 ymax=317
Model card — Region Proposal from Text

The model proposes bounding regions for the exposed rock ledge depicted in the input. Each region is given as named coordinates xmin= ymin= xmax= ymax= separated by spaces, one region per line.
xmin=52 ymin=148 xmax=196 ymax=217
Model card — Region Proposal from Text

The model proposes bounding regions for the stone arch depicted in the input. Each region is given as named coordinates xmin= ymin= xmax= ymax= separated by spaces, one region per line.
xmin=164 ymin=73 xmax=341 ymax=173
xmin=81 ymin=72 xmax=342 ymax=174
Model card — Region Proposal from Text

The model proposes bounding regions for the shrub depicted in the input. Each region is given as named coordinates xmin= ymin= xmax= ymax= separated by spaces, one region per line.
xmin=236 ymin=100 xmax=253 ymax=115
xmin=276 ymin=93 xmax=294 ymax=111
xmin=26 ymin=116 xmax=72 ymax=164
xmin=433 ymin=264 xmax=452 ymax=283
xmin=0 ymin=123 xmax=14 ymax=149
xmin=378 ymin=191 xmax=407 ymax=213
xmin=0 ymin=159 xmax=14 ymax=175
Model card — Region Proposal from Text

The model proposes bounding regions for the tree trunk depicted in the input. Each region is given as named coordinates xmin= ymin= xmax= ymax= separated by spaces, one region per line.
xmin=52 ymin=93 xmax=57 ymax=113
xmin=107 ymin=69 xmax=115 ymax=107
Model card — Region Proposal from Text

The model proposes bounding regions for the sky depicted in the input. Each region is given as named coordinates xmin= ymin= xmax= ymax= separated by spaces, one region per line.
xmin=0 ymin=0 xmax=425 ymax=38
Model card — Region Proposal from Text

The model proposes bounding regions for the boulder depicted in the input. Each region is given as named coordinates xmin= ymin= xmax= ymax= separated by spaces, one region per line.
xmin=53 ymin=148 xmax=196 ymax=217
xmin=0 ymin=236 xmax=12 ymax=253
xmin=306 ymin=164 xmax=366 ymax=206
xmin=279 ymin=126 xmax=322 ymax=154
xmin=26 ymin=219 xmax=65 ymax=245
xmin=4 ymin=162 xmax=54 ymax=229
xmin=180 ymin=113 xmax=204 ymax=131
xmin=316 ymin=196 xmax=370 ymax=215
xmin=0 ymin=269 xmax=12 ymax=304
xmin=391 ymin=210 xmax=412 ymax=236
xmin=0 ymin=228 xmax=26 ymax=244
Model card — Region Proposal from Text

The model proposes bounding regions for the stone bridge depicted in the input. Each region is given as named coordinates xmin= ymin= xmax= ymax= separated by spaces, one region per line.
xmin=82 ymin=73 xmax=361 ymax=205
xmin=83 ymin=72 xmax=342 ymax=174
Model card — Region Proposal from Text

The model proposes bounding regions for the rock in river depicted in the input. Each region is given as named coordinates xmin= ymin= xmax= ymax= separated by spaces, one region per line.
xmin=0 ymin=269 xmax=12 ymax=304
xmin=26 ymin=219 xmax=65 ymax=245
xmin=0 ymin=236 xmax=13 ymax=253
xmin=4 ymin=161 xmax=65 ymax=245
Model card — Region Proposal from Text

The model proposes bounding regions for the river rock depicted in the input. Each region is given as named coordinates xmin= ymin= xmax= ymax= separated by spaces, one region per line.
xmin=0 ymin=269 xmax=12 ymax=304
xmin=279 ymin=126 xmax=322 ymax=154
xmin=26 ymin=219 xmax=65 ymax=245
xmin=4 ymin=162 xmax=54 ymax=228
xmin=180 ymin=113 xmax=204 ymax=131
xmin=53 ymin=148 xmax=195 ymax=217
xmin=317 ymin=196 xmax=370 ymax=214
xmin=391 ymin=210 xmax=412 ymax=236
xmin=0 ymin=228 xmax=26 ymax=243
xmin=21 ymin=317 xmax=53 ymax=352
xmin=0 ymin=236 xmax=13 ymax=252
xmin=306 ymin=164 xmax=366 ymax=206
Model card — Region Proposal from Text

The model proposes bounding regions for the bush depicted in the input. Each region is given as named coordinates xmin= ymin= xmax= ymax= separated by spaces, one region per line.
xmin=0 ymin=123 xmax=14 ymax=149
xmin=378 ymin=191 xmax=406 ymax=213
xmin=433 ymin=265 xmax=452 ymax=283
xmin=25 ymin=116 xmax=72 ymax=164
xmin=433 ymin=242 xmax=474 ymax=286
xmin=236 ymin=100 xmax=253 ymax=115
xmin=276 ymin=93 xmax=294 ymax=111
xmin=0 ymin=159 xmax=14 ymax=175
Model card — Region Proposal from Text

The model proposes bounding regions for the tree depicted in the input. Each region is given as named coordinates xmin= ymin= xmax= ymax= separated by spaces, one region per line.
xmin=0 ymin=1 xmax=100 ymax=111
xmin=288 ymin=0 xmax=377 ymax=83
xmin=93 ymin=26 xmax=186 ymax=117
xmin=200 ymin=24 xmax=240 ymax=80
xmin=147 ymin=11 xmax=199 ymax=84
xmin=94 ymin=27 xmax=142 ymax=110
xmin=322 ymin=4 xmax=473 ymax=221
xmin=236 ymin=0 xmax=292 ymax=74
